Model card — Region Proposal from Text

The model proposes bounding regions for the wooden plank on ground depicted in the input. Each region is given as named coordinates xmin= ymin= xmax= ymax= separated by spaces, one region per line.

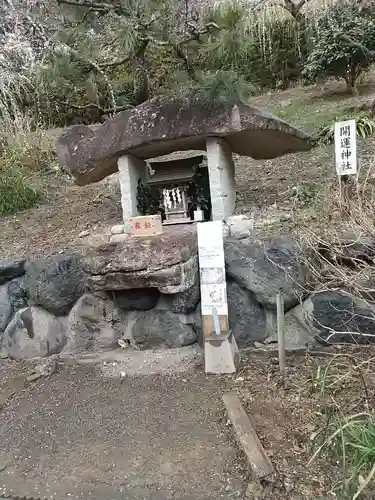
xmin=222 ymin=392 xmax=275 ymax=481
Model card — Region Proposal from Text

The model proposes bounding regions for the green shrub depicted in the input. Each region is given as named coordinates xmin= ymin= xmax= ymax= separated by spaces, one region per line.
xmin=302 ymin=1 xmax=375 ymax=94
xmin=0 ymin=169 xmax=41 ymax=215
xmin=313 ymin=115 xmax=375 ymax=146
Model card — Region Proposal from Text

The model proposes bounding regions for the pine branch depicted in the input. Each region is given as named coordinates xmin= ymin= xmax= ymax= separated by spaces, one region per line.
xmin=57 ymin=0 xmax=108 ymax=12
xmin=98 ymin=22 xmax=218 ymax=71
xmin=56 ymin=0 xmax=129 ymax=16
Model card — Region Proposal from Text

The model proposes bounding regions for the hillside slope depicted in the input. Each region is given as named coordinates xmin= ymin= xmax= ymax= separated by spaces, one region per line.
xmin=1 ymin=79 xmax=375 ymax=258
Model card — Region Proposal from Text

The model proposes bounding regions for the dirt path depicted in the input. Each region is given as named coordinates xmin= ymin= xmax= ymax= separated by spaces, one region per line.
xmin=0 ymin=360 xmax=246 ymax=500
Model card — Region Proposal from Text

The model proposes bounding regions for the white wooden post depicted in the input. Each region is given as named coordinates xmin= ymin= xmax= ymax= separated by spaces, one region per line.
xmin=197 ymin=221 xmax=239 ymax=374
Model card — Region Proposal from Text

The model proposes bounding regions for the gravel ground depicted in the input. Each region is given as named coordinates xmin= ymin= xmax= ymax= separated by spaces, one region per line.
xmin=0 ymin=359 xmax=246 ymax=500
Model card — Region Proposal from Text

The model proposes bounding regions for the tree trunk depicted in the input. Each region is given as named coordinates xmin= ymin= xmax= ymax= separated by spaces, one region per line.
xmin=345 ymin=79 xmax=359 ymax=96
xmin=345 ymin=66 xmax=361 ymax=96
xmin=133 ymin=42 xmax=149 ymax=105
xmin=133 ymin=57 xmax=149 ymax=104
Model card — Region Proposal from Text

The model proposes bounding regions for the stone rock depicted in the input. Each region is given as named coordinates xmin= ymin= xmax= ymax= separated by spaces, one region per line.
xmin=245 ymin=481 xmax=263 ymax=499
xmin=227 ymin=215 xmax=254 ymax=240
xmin=131 ymin=310 xmax=197 ymax=349
xmin=113 ymin=288 xmax=160 ymax=310
xmin=109 ymin=233 xmax=129 ymax=243
xmin=224 ymin=237 xmax=310 ymax=311
xmin=222 ymin=223 xmax=230 ymax=238
xmin=7 ymin=277 xmax=28 ymax=311
xmin=288 ymin=291 xmax=375 ymax=345
xmin=83 ymin=227 xmax=198 ymax=293
xmin=0 ymin=285 xmax=12 ymax=332
xmin=318 ymin=234 xmax=375 ymax=267
xmin=164 ymin=278 xmax=200 ymax=314
xmin=157 ymin=257 xmax=198 ymax=294
xmin=64 ymin=293 xmax=125 ymax=354
xmin=3 ymin=306 xmax=66 ymax=359
xmin=227 ymin=215 xmax=248 ymax=223
xmin=264 ymin=311 xmax=313 ymax=351
xmin=227 ymin=281 xmax=269 ymax=347
xmin=24 ymin=254 xmax=87 ymax=316
xmin=111 ymin=224 xmax=125 ymax=235
xmin=56 ymin=99 xmax=311 ymax=185
xmin=253 ymin=341 xmax=264 ymax=348
xmin=0 ymin=259 xmax=25 ymax=285
xmin=85 ymin=232 xmax=110 ymax=249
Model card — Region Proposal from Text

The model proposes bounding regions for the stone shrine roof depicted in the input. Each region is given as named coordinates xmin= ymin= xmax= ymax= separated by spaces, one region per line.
xmin=56 ymin=97 xmax=312 ymax=186
xmin=148 ymin=155 xmax=204 ymax=185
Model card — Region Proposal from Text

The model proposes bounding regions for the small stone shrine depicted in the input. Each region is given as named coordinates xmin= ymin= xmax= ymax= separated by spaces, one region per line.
xmin=56 ymin=97 xmax=312 ymax=229
xmin=148 ymin=154 xmax=205 ymax=224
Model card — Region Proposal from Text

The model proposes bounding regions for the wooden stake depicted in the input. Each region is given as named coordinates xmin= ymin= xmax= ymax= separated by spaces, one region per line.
xmin=222 ymin=392 xmax=275 ymax=481
xmin=276 ymin=290 xmax=285 ymax=376
xmin=339 ymin=174 xmax=351 ymax=214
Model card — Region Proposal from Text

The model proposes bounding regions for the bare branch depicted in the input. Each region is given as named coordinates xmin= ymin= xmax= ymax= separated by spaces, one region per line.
xmin=57 ymin=100 xmax=132 ymax=114
xmin=174 ymin=44 xmax=197 ymax=80
xmin=339 ymin=34 xmax=375 ymax=61
xmin=57 ymin=0 xmax=108 ymax=12
xmin=56 ymin=0 xmax=129 ymax=15
xmin=98 ymin=55 xmax=132 ymax=69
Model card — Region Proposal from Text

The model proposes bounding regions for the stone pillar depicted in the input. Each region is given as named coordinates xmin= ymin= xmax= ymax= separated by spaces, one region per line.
xmin=117 ymin=154 xmax=148 ymax=230
xmin=206 ymin=137 xmax=236 ymax=222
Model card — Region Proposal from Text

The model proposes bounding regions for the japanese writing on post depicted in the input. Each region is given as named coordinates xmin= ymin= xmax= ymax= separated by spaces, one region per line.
xmin=197 ymin=221 xmax=228 ymax=316
xmin=129 ymin=215 xmax=163 ymax=237
xmin=334 ymin=119 xmax=357 ymax=176
xmin=132 ymin=221 xmax=153 ymax=231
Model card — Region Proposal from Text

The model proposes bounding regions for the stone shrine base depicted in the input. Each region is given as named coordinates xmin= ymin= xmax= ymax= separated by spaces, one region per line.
xmin=2 ymin=226 xmax=375 ymax=360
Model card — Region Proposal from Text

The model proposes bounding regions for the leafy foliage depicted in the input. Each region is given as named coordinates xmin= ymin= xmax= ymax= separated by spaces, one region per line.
xmin=136 ymin=178 xmax=162 ymax=216
xmin=313 ymin=115 xmax=375 ymax=146
xmin=2 ymin=0 xmax=375 ymax=130
xmin=200 ymin=2 xmax=256 ymax=75
xmin=290 ymin=182 xmax=317 ymax=206
xmin=302 ymin=1 xmax=375 ymax=93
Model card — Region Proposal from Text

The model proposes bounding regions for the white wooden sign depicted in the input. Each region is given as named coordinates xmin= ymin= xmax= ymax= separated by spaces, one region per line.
xmin=197 ymin=221 xmax=228 ymax=316
xmin=334 ymin=119 xmax=357 ymax=176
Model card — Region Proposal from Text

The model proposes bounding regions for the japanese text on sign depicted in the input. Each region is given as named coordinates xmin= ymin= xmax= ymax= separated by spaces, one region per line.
xmin=133 ymin=221 xmax=152 ymax=230
xmin=197 ymin=221 xmax=228 ymax=316
xmin=334 ymin=119 xmax=357 ymax=176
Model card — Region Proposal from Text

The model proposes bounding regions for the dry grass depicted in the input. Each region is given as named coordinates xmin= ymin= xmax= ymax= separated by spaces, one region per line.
xmin=233 ymin=346 xmax=375 ymax=499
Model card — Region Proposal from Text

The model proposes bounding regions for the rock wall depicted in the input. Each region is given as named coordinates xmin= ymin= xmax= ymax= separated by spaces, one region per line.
xmin=1 ymin=231 xmax=374 ymax=359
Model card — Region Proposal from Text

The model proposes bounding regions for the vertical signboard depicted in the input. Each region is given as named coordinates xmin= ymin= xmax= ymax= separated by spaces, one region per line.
xmin=197 ymin=221 xmax=229 ymax=337
xmin=334 ymin=119 xmax=357 ymax=176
